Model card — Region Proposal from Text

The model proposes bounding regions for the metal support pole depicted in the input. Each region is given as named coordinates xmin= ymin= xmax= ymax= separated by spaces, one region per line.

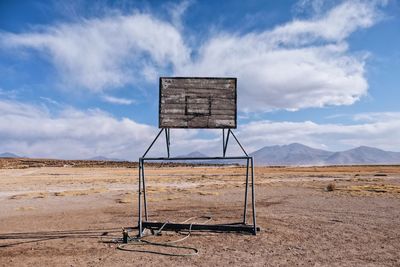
xmin=250 ymin=157 xmax=257 ymax=235
xmin=165 ymin=128 xmax=170 ymax=158
xmin=222 ymin=129 xmax=225 ymax=156
xmin=230 ymin=130 xmax=248 ymax=157
xmin=243 ymin=157 xmax=250 ymax=224
xmin=138 ymin=159 xmax=143 ymax=237
xmin=142 ymin=128 xmax=164 ymax=158
xmin=141 ymin=159 xmax=148 ymax=221
xmin=223 ymin=129 xmax=230 ymax=157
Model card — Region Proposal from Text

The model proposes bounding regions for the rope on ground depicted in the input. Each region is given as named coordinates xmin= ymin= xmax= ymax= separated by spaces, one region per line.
xmin=114 ymin=216 xmax=212 ymax=257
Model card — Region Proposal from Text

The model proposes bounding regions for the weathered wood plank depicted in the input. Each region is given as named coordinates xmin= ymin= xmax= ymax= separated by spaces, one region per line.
xmin=186 ymin=97 xmax=209 ymax=104
xmin=161 ymin=89 xmax=235 ymax=96
xmin=186 ymin=106 xmax=211 ymax=115
xmin=160 ymin=108 xmax=185 ymax=115
xmin=211 ymin=109 xmax=235 ymax=115
xmin=160 ymin=103 xmax=186 ymax=109
xmin=160 ymin=110 xmax=235 ymax=116
xmin=162 ymin=95 xmax=234 ymax=103
xmin=161 ymin=79 xmax=235 ymax=89
xmin=161 ymin=96 xmax=235 ymax=104
xmin=212 ymin=119 xmax=235 ymax=127
xmin=164 ymin=85 xmax=235 ymax=90
xmin=160 ymin=119 xmax=188 ymax=128
xmin=160 ymin=114 xmax=235 ymax=120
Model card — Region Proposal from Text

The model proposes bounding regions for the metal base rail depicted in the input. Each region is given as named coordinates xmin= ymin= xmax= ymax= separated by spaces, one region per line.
xmin=137 ymin=128 xmax=257 ymax=237
xmin=142 ymin=221 xmax=260 ymax=234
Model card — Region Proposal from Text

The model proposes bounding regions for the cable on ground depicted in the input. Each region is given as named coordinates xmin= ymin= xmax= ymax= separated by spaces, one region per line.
xmin=113 ymin=216 xmax=212 ymax=257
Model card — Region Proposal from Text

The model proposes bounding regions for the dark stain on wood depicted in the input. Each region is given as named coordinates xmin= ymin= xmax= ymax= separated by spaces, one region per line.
xmin=159 ymin=77 xmax=237 ymax=128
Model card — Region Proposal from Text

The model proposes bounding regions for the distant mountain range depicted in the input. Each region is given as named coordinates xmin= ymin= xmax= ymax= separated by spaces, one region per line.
xmin=2 ymin=143 xmax=400 ymax=165
xmin=176 ymin=151 xmax=208 ymax=158
xmin=249 ymin=143 xmax=400 ymax=166
xmin=167 ymin=151 xmax=210 ymax=164
xmin=0 ymin=152 xmax=21 ymax=158
xmin=175 ymin=144 xmax=400 ymax=165
xmin=87 ymin=156 xmax=125 ymax=162
xmin=0 ymin=153 xmax=125 ymax=162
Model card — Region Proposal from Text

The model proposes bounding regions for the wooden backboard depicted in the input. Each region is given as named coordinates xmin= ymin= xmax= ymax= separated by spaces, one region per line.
xmin=159 ymin=77 xmax=237 ymax=129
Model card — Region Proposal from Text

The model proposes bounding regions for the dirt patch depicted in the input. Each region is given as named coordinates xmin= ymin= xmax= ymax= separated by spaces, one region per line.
xmin=116 ymin=193 xmax=135 ymax=204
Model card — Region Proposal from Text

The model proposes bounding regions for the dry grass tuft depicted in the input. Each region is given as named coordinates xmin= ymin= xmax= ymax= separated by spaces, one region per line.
xmin=345 ymin=184 xmax=400 ymax=194
xmin=15 ymin=206 xmax=36 ymax=211
xmin=9 ymin=192 xmax=49 ymax=200
xmin=54 ymin=188 xmax=107 ymax=197
xmin=325 ymin=183 xmax=336 ymax=192
xmin=197 ymin=191 xmax=219 ymax=196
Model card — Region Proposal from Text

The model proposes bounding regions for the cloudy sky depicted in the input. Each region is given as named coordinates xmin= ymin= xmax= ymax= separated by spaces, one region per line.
xmin=0 ymin=0 xmax=399 ymax=159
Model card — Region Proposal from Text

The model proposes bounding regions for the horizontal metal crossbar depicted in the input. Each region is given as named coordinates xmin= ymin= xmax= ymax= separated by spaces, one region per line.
xmin=142 ymin=221 xmax=258 ymax=234
xmin=141 ymin=156 xmax=251 ymax=161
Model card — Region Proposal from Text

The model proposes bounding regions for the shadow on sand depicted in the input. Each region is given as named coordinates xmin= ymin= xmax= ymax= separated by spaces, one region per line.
xmin=0 ymin=227 xmax=137 ymax=248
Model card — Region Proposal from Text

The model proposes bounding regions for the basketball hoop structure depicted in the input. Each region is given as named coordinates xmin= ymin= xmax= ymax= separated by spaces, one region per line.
xmin=137 ymin=77 xmax=258 ymax=236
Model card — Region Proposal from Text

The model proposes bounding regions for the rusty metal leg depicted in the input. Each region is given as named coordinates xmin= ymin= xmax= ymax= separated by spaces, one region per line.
xmin=230 ymin=130 xmax=248 ymax=157
xmin=243 ymin=158 xmax=250 ymax=224
xmin=141 ymin=159 xmax=148 ymax=221
xmin=222 ymin=129 xmax=225 ymax=156
xmin=142 ymin=128 xmax=164 ymax=158
xmin=138 ymin=160 xmax=143 ymax=237
xmin=223 ymin=129 xmax=230 ymax=157
xmin=165 ymin=128 xmax=170 ymax=158
xmin=251 ymin=157 xmax=257 ymax=235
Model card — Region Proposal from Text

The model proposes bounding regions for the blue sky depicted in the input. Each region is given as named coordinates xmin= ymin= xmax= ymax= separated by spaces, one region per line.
xmin=0 ymin=0 xmax=399 ymax=159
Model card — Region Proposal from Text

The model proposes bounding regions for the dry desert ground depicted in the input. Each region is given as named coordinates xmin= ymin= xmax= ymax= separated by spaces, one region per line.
xmin=0 ymin=158 xmax=400 ymax=266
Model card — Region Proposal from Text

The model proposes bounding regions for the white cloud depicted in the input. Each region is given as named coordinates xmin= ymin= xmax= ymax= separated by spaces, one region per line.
xmin=352 ymin=112 xmax=400 ymax=122
xmin=293 ymin=0 xmax=325 ymax=15
xmin=177 ymin=0 xmax=384 ymax=111
xmin=101 ymin=94 xmax=135 ymax=105
xmin=1 ymin=13 xmax=190 ymax=92
xmin=0 ymin=100 xmax=156 ymax=159
xmin=167 ymin=0 xmax=193 ymax=30
xmin=0 ymin=1 xmax=386 ymax=112
xmin=276 ymin=0 xmax=380 ymax=43
xmin=40 ymin=96 xmax=61 ymax=106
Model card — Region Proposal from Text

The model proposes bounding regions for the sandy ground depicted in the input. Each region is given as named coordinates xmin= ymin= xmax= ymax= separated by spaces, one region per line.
xmin=0 ymin=161 xmax=400 ymax=266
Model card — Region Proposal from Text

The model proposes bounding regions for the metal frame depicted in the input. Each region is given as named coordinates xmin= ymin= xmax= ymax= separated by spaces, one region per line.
xmin=137 ymin=128 xmax=258 ymax=237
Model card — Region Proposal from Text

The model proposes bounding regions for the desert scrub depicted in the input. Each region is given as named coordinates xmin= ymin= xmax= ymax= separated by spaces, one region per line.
xmin=325 ymin=183 xmax=336 ymax=192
